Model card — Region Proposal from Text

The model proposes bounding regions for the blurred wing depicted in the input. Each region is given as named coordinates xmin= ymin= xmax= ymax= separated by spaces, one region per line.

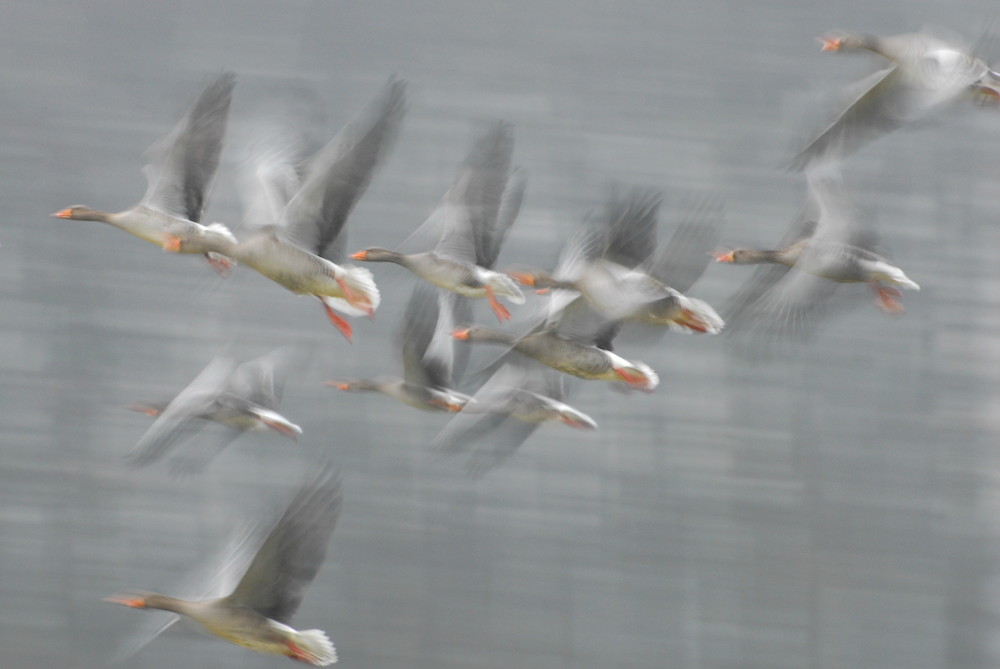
xmin=721 ymin=185 xmax=823 ymax=340
xmin=283 ymin=77 xmax=407 ymax=261
xmin=551 ymin=223 xmax=605 ymax=282
xmin=141 ymin=73 xmax=236 ymax=222
xmin=228 ymin=468 xmax=342 ymax=623
xmin=788 ymin=66 xmax=905 ymax=170
xmin=552 ymin=295 xmax=620 ymax=350
xmin=804 ymin=166 xmax=855 ymax=244
xmin=125 ymin=355 xmax=238 ymax=467
xmin=424 ymin=291 xmax=471 ymax=389
xmin=462 ymin=419 xmax=539 ymax=478
xmin=645 ymin=197 xmax=724 ymax=292
xmin=435 ymin=122 xmax=515 ymax=265
xmin=595 ymin=186 xmax=661 ymax=268
xmin=399 ymin=283 xmax=442 ymax=388
xmin=478 ymin=165 xmax=525 ymax=269
xmin=239 ymin=134 xmax=304 ymax=234
xmin=725 ymin=270 xmax=844 ymax=341
xmin=433 ymin=359 xmax=541 ymax=475
xmin=164 ymin=426 xmax=243 ymax=477
xmin=225 ymin=347 xmax=297 ymax=409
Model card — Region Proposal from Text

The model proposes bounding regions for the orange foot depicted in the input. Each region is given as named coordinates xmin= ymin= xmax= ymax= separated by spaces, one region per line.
xmin=321 ymin=301 xmax=353 ymax=342
xmin=871 ymin=283 xmax=904 ymax=315
xmin=336 ymin=277 xmax=373 ymax=316
xmin=614 ymin=367 xmax=646 ymax=388
xmin=486 ymin=285 xmax=511 ymax=322
xmin=561 ymin=415 xmax=596 ymax=430
xmin=161 ymin=235 xmax=182 ymax=252
xmin=260 ymin=418 xmax=299 ymax=440
xmin=507 ymin=271 xmax=536 ymax=287
xmin=285 ymin=640 xmax=315 ymax=664
xmin=975 ymin=85 xmax=1000 ymax=105
xmin=429 ymin=398 xmax=465 ymax=412
xmin=204 ymin=253 xmax=233 ymax=277
xmin=676 ymin=308 xmax=709 ymax=333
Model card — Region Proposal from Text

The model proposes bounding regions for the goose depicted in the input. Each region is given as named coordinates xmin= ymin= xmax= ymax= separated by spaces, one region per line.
xmin=218 ymin=77 xmax=406 ymax=341
xmin=511 ymin=189 xmax=724 ymax=334
xmin=716 ymin=167 xmax=918 ymax=346
xmin=452 ymin=288 xmax=658 ymax=392
xmin=105 ymin=469 xmax=342 ymax=665
xmin=790 ymin=29 xmax=1000 ymax=169
xmin=127 ymin=347 xmax=301 ymax=475
xmin=351 ymin=122 xmax=525 ymax=322
xmin=329 ymin=283 xmax=473 ymax=411
xmin=434 ymin=353 xmax=596 ymax=477
xmin=53 ymin=73 xmax=238 ymax=275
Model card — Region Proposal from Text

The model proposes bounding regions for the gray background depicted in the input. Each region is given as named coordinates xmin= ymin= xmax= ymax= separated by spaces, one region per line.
xmin=3 ymin=1 xmax=1000 ymax=668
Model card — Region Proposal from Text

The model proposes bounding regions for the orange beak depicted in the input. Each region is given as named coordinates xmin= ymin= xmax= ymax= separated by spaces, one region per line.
xmin=52 ymin=208 xmax=74 ymax=219
xmin=128 ymin=403 xmax=161 ymax=417
xmin=507 ymin=271 xmax=536 ymax=287
xmin=325 ymin=381 xmax=351 ymax=391
xmin=350 ymin=250 xmax=368 ymax=261
xmin=713 ymin=250 xmax=735 ymax=263
xmin=820 ymin=36 xmax=842 ymax=51
xmin=452 ymin=328 xmax=471 ymax=341
xmin=103 ymin=595 xmax=146 ymax=608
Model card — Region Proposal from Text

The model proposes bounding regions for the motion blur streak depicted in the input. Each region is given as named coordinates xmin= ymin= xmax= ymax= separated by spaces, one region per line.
xmin=4 ymin=1 xmax=1000 ymax=669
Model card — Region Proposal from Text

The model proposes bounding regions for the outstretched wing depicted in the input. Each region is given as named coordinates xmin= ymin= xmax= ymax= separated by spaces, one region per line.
xmin=283 ymin=77 xmax=407 ymax=261
xmin=434 ymin=122 xmax=515 ymax=265
xmin=125 ymin=354 xmax=237 ymax=468
xmin=228 ymin=468 xmax=343 ymax=623
xmin=141 ymin=73 xmax=236 ymax=222
xmin=788 ymin=66 xmax=904 ymax=170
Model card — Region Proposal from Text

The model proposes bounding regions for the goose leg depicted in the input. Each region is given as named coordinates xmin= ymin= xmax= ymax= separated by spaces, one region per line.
xmin=204 ymin=252 xmax=233 ymax=277
xmin=870 ymin=281 xmax=904 ymax=314
xmin=336 ymin=278 xmax=373 ymax=316
xmin=161 ymin=234 xmax=182 ymax=252
xmin=614 ymin=367 xmax=652 ymax=392
xmin=320 ymin=299 xmax=353 ymax=342
xmin=675 ymin=308 xmax=710 ymax=333
xmin=486 ymin=285 xmax=511 ymax=322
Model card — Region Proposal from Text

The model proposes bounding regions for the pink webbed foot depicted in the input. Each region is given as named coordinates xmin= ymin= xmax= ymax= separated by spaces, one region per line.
xmin=486 ymin=285 xmax=511 ymax=322
xmin=336 ymin=277 xmax=373 ymax=316
xmin=284 ymin=640 xmax=315 ymax=664
xmin=614 ymin=367 xmax=653 ymax=392
xmin=871 ymin=283 xmax=904 ymax=315
xmin=321 ymin=300 xmax=353 ymax=342
xmin=204 ymin=253 xmax=233 ymax=277
xmin=560 ymin=415 xmax=596 ymax=430
xmin=161 ymin=235 xmax=182 ymax=252
xmin=675 ymin=308 xmax=710 ymax=333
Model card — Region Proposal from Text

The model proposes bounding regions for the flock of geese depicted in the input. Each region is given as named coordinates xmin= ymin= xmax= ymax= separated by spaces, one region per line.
xmin=54 ymin=27 xmax=997 ymax=666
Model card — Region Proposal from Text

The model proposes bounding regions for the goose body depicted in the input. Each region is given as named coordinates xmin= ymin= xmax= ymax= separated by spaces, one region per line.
xmin=454 ymin=325 xmax=658 ymax=391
